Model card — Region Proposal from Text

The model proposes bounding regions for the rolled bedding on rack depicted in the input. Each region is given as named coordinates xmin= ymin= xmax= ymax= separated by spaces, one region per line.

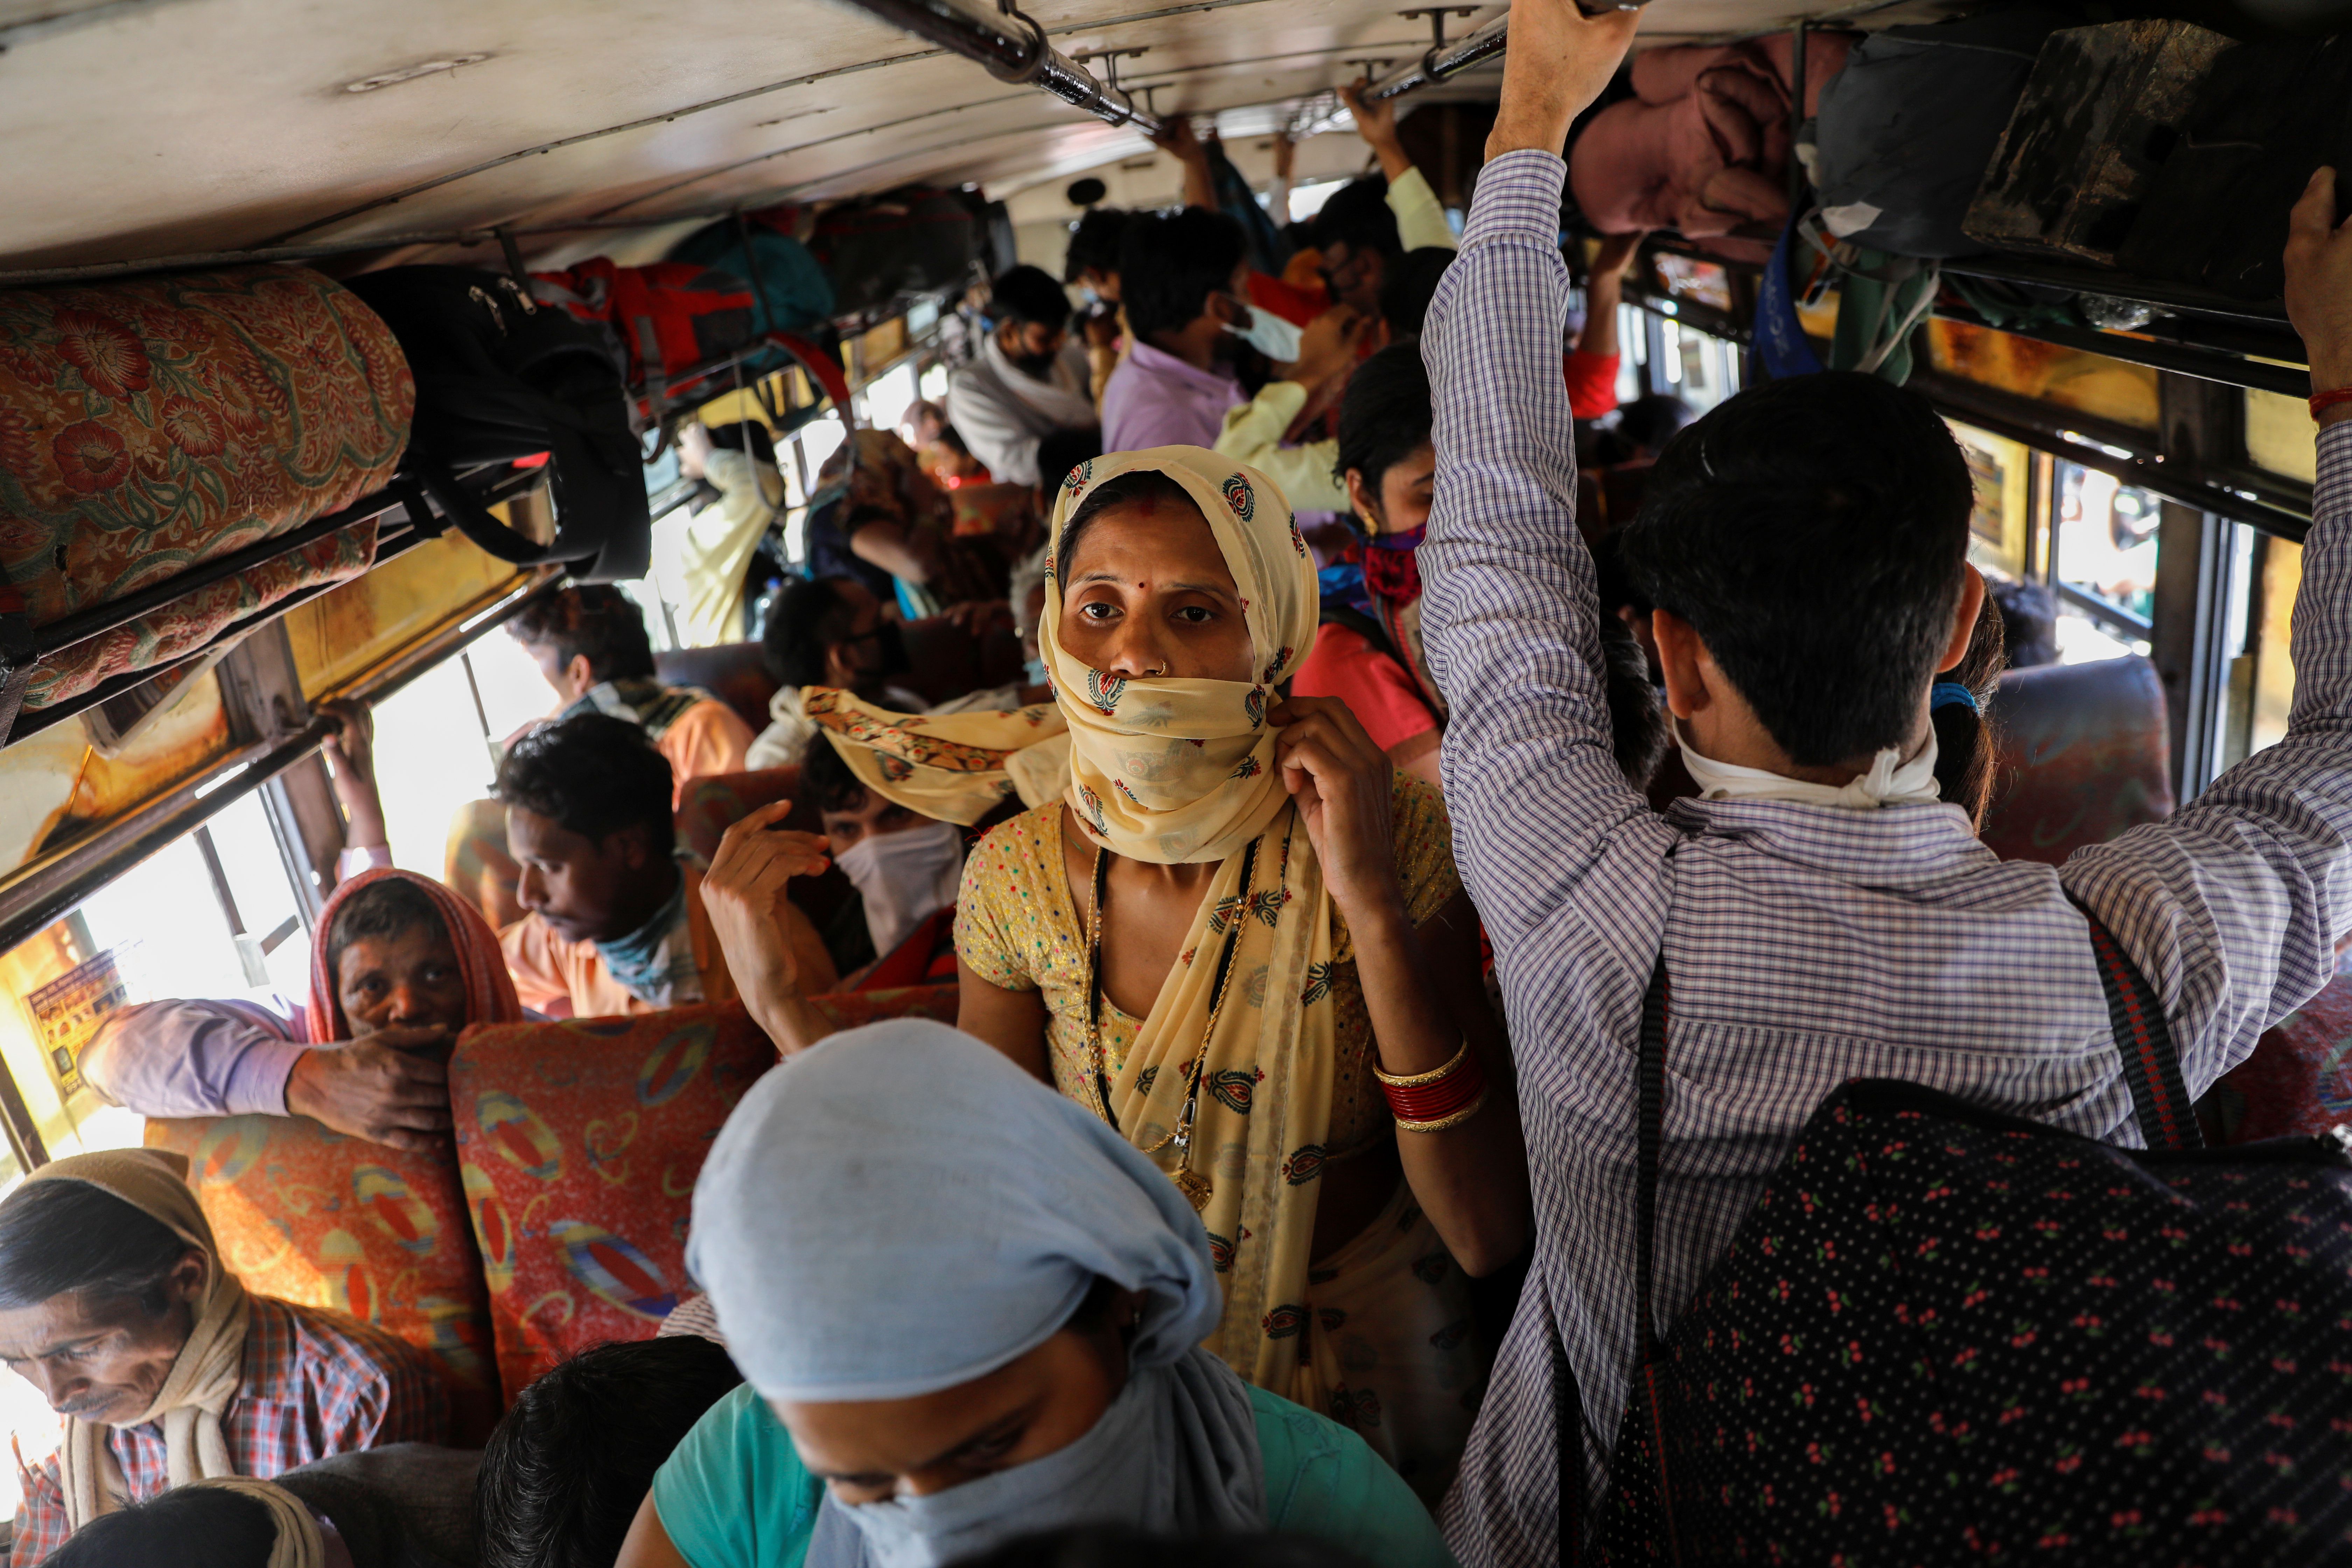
xmin=0 ymin=266 xmax=413 ymax=710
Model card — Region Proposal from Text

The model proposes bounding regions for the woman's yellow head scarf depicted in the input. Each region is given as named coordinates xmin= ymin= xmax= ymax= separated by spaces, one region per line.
xmin=1039 ymin=446 xmax=1318 ymax=865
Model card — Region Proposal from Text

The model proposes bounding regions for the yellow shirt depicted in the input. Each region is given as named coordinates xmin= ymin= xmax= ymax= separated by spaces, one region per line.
xmin=954 ymin=770 xmax=1462 ymax=1157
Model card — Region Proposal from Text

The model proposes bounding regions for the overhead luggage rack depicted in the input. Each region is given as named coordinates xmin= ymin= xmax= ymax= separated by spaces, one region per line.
xmin=0 ymin=458 xmax=547 ymax=750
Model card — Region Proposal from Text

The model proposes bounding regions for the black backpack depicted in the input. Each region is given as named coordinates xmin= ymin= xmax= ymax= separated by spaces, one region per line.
xmin=342 ymin=266 xmax=650 ymax=582
xmin=1578 ymin=912 xmax=2352 ymax=1563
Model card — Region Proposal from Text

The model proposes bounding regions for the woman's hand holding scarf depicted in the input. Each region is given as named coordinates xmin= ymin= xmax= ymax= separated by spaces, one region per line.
xmin=1269 ymin=696 xmax=1406 ymax=927
xmin=702 ymin=803 xmax=839 ymax=1056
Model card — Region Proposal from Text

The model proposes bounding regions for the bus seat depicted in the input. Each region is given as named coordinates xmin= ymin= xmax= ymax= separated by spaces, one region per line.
xmin=143 ymin=1115 xmax=500 ymax=1444
xmin=654 ymin=643 xmax=778 ymax=736
xmin=1980 ymin=653 xmax=2174 ymax=866
xmin=449 ymin=989 xmax=955 ymax=1402
xmin=2197 ymin=971 xmax=2352 ymax=1146
xmin=673 ymin=765 xmax=857 ymax=934
xmin=444 ymin=797 xmax=526 ymax=933
xmin=899 ymin=614 xmax=1028 ymax=709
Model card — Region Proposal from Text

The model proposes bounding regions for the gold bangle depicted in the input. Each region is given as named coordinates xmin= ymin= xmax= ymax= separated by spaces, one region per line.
xmin=1395 ymin=1084 xmax=1490 ymax=1134
xmin=1372 ymin=1038 xmax=1470 ymax=1089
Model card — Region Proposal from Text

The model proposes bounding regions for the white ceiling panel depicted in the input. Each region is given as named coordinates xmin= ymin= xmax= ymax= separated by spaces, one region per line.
xmin=0 ymin=0 xmax=1946 ymax=278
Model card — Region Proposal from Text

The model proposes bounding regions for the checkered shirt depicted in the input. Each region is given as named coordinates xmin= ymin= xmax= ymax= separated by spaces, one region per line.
xmin=1420 ymin=148 xmax=2352 ymax=1568
xmin=10 ymin=1295 xmax=449 ymax=1565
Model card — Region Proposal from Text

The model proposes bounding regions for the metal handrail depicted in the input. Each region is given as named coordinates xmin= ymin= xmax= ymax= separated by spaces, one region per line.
xmin=835 ymin=0 xmax=1164 ymax=138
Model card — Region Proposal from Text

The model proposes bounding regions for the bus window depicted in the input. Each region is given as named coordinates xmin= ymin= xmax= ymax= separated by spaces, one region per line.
xmin=365 ymin=631 xmax=550 ymax=879
xmin=2050 ymin=461 xmax=2158 ymax=664
xmin=866 ymin=362 xmax=920 ymax=435
xmin=2208 ymin=525 xmax=2303 ymax=774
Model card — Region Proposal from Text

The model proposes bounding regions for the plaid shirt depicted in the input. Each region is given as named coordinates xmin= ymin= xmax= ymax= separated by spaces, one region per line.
xmin=10 ymin=1296 xmax=449 ymax=1565
xmin=1420 ymin=148 xmax=2352 ymax=1568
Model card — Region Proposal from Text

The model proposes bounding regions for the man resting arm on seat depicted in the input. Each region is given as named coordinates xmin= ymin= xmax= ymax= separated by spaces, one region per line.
xmin=79 ymin=868 xmax=525 ymax=1153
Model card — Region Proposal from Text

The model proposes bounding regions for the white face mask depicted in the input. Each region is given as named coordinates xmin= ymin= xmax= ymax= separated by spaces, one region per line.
xmin=1222 ymin=301 xmax=1303 ymax=364
xmin=835 ymin=818 xmax=966 ymax=959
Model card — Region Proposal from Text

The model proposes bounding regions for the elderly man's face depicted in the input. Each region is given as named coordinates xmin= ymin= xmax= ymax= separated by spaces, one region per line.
xmin=0 ymin=1251 xmax=206 ymax=1422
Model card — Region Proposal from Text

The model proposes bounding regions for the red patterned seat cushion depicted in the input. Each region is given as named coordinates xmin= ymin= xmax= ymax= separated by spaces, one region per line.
xmin=1980 ymin=654 xmax=2175 ymax=866
xmin=450 ymin=990 xmax=957 ymax=1402
xmin=0 ymin=267 xmax=412 ymax=708
xmin=144 ymin=1115 xmax=498 ymax=1443
xmin=2199 ymin=972 xmax=2352 ymax=1145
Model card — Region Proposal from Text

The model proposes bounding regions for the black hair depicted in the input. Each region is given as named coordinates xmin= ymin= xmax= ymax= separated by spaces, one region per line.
xmin=495 ymin=714 xmax=676 ymax=854
xmin=324 ymin=876 xmax=451 ymax=982
xmin=1599 ymin=612 xmax=1670 ymax=791
xmin=803 ymin=737 xmax=873 ymax=816
xmin=989 ymin=265 xmax=1074 ymax=332
xmin=0 ymin=1180 xmax=195 ymax=1315
xmin=44 ymin=1484 xmax=277 ymax=1568
xmin=1333 ymin=343 xmax=1432 ymax=502
xmin=1616 ymin=373 xmax=1974 ymax=768
xmin=1312 ymin=175 xmax=1402 ymax=261
xmin=1056 ymin=470 xmax=1200 ymax=589
xmin=1989 ymin=577 xmax=2058 ymax=670
xmin=703 ymin=420 xmax=778 ymax=466
xmin=1378 ymin=246 xmax=1455 ymax=340
xmin=1118 ymin=208 xmax=1247 ymax=341
xmin=1934 ymin=592 xmax=2007 ymax=830
xmin=1063 ymin=208 xmax=1132 ymax=284
xmin=762 ymin=575 xmax=866 ymax=690
xmin=937 ymin=424 xmax=972 ymax=458
xmin=1615 ymin=394 xmax=1698 ymax=457
xmin=956 ymin=1528 xmax=1374 ymax=1568
xmin=1035 ymin=427 xmax=1104 ymax=495
xmin=477 ymin=1336 xmax=743 ymax=1568
xmin=506 ymin=586 xmax=656 ymax=684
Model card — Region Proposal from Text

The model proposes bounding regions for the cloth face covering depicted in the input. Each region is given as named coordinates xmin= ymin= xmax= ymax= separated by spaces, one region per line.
xmin=686 ymin=1022 xmax=1264 ymax=1566
xmin=1038 ymin=447 xmax=1344 ymax=1398
xmin=20 ymin=1150 xmax=251 ymax=1531
xmin=306 ymin=868 xmax=524 ymax=1042
xmin=1675 ymin=717 xmax=1944 ymax=808
xmin=836 ymin=818 xmax=966 ymax=959
xmin=1223 ymin=304 xmax=1304 ymax=363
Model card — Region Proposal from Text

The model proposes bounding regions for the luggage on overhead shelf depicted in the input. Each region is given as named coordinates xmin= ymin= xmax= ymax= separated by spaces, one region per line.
xmin=1587 ymin=917 xmax=2352 ymax=1564
xmin=666 ymin=218 xmax=837 ymax=338
xmin=0 ymin=266 xmax=410 ymax=723
xmin=1964 ymin=20 xmax=2238 ymax=266
xmin=342 ymin=266 xmax=650 ymax=583
xmin=2116 ymin=33 xmax=2352 ymax=301
xmin=1810 ymin=8 xmax=2069 ymax=259
xmin=529 ymin=258 xmax=755 ymax=398
xmin=805 ymin=186 xmax=1010 ymax=316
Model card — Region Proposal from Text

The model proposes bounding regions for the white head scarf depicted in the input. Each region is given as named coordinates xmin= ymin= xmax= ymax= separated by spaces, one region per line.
xmin=687 ymin=1020 xmax=1266 ymax=1567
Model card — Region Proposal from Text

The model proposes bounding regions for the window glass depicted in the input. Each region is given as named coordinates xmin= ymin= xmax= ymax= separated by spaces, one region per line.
xmin=366 ymin=628 xmax=549 ymax=879
xmin=2051 ymin=461 xmax=2157 ymax=663
xmin=2211 ymin=524 xmax=2303 ymax=772
xmin=919 ymin=361 xmax=950 ymax=402
xmin=866 ymin=364 xmax=920 ymax=434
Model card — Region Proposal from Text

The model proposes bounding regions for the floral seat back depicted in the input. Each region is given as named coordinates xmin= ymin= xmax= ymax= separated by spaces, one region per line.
xmin=144 ymin=1113 xmax=499 ymax=1442
xmin=450 ymin=991 xmax=956 ymax=1402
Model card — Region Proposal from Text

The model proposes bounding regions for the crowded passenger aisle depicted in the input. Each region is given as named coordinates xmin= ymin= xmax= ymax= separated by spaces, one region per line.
xmin=4 ymin=0 xmax=2351 ymax=1560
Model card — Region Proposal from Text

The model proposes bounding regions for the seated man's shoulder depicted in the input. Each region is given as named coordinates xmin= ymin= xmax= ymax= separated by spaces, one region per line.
xmin=261 ymin=1295 xmax=438 ymax=1392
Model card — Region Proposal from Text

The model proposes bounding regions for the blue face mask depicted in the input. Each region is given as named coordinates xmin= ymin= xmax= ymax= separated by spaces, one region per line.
xmin=1223 ymin=302 xmax=1303 ymax=363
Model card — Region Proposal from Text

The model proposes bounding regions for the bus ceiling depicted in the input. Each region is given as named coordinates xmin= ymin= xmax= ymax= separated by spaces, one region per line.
xmin=0 ymin=0 xmax=1953 ymax=282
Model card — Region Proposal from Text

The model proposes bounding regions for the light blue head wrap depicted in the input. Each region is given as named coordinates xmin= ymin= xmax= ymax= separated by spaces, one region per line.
xmin=687 ymin=1020 xmax=1225 ymax=1403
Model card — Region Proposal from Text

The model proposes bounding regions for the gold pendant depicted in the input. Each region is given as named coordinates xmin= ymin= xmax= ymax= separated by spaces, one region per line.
xmin=1172 ymin=1166 xmax=1214 ymax=1212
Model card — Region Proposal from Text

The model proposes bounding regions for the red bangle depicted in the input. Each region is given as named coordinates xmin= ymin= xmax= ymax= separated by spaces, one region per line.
xmin=1378 ymin=1045 xmax=1488 ymax=1123
xmin=2312 ymin=387 xmax=2352 ymax=420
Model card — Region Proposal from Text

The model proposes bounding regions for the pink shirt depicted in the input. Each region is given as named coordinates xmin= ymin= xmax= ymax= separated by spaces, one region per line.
xmin=1100 ymin=341 xmax=1242 ymax=454
xmin=1292 ymin=624 xmax=1438 ymax=754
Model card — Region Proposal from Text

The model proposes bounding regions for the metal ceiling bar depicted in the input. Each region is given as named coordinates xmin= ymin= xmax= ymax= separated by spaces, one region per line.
xmin=834 ymin=0 xmax=1164 ymax=138
xmin=1362 ymin=9 xmax=1510 ymax=103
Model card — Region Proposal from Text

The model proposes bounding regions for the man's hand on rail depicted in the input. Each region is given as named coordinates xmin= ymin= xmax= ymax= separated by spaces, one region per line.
xmin=1485 ymin=0 xmax=1641 ymax=162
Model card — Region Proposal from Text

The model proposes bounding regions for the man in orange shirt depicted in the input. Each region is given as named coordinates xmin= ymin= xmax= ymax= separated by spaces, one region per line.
xmin=508 ymin=586 xmax=753 ymax=800
xmin=495 ymin=715 xmax=835 ymax=1019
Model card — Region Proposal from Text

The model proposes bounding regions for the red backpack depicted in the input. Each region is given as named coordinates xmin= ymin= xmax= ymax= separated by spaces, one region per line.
xmin=530 ymin=259 xmax=754 ymax=404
